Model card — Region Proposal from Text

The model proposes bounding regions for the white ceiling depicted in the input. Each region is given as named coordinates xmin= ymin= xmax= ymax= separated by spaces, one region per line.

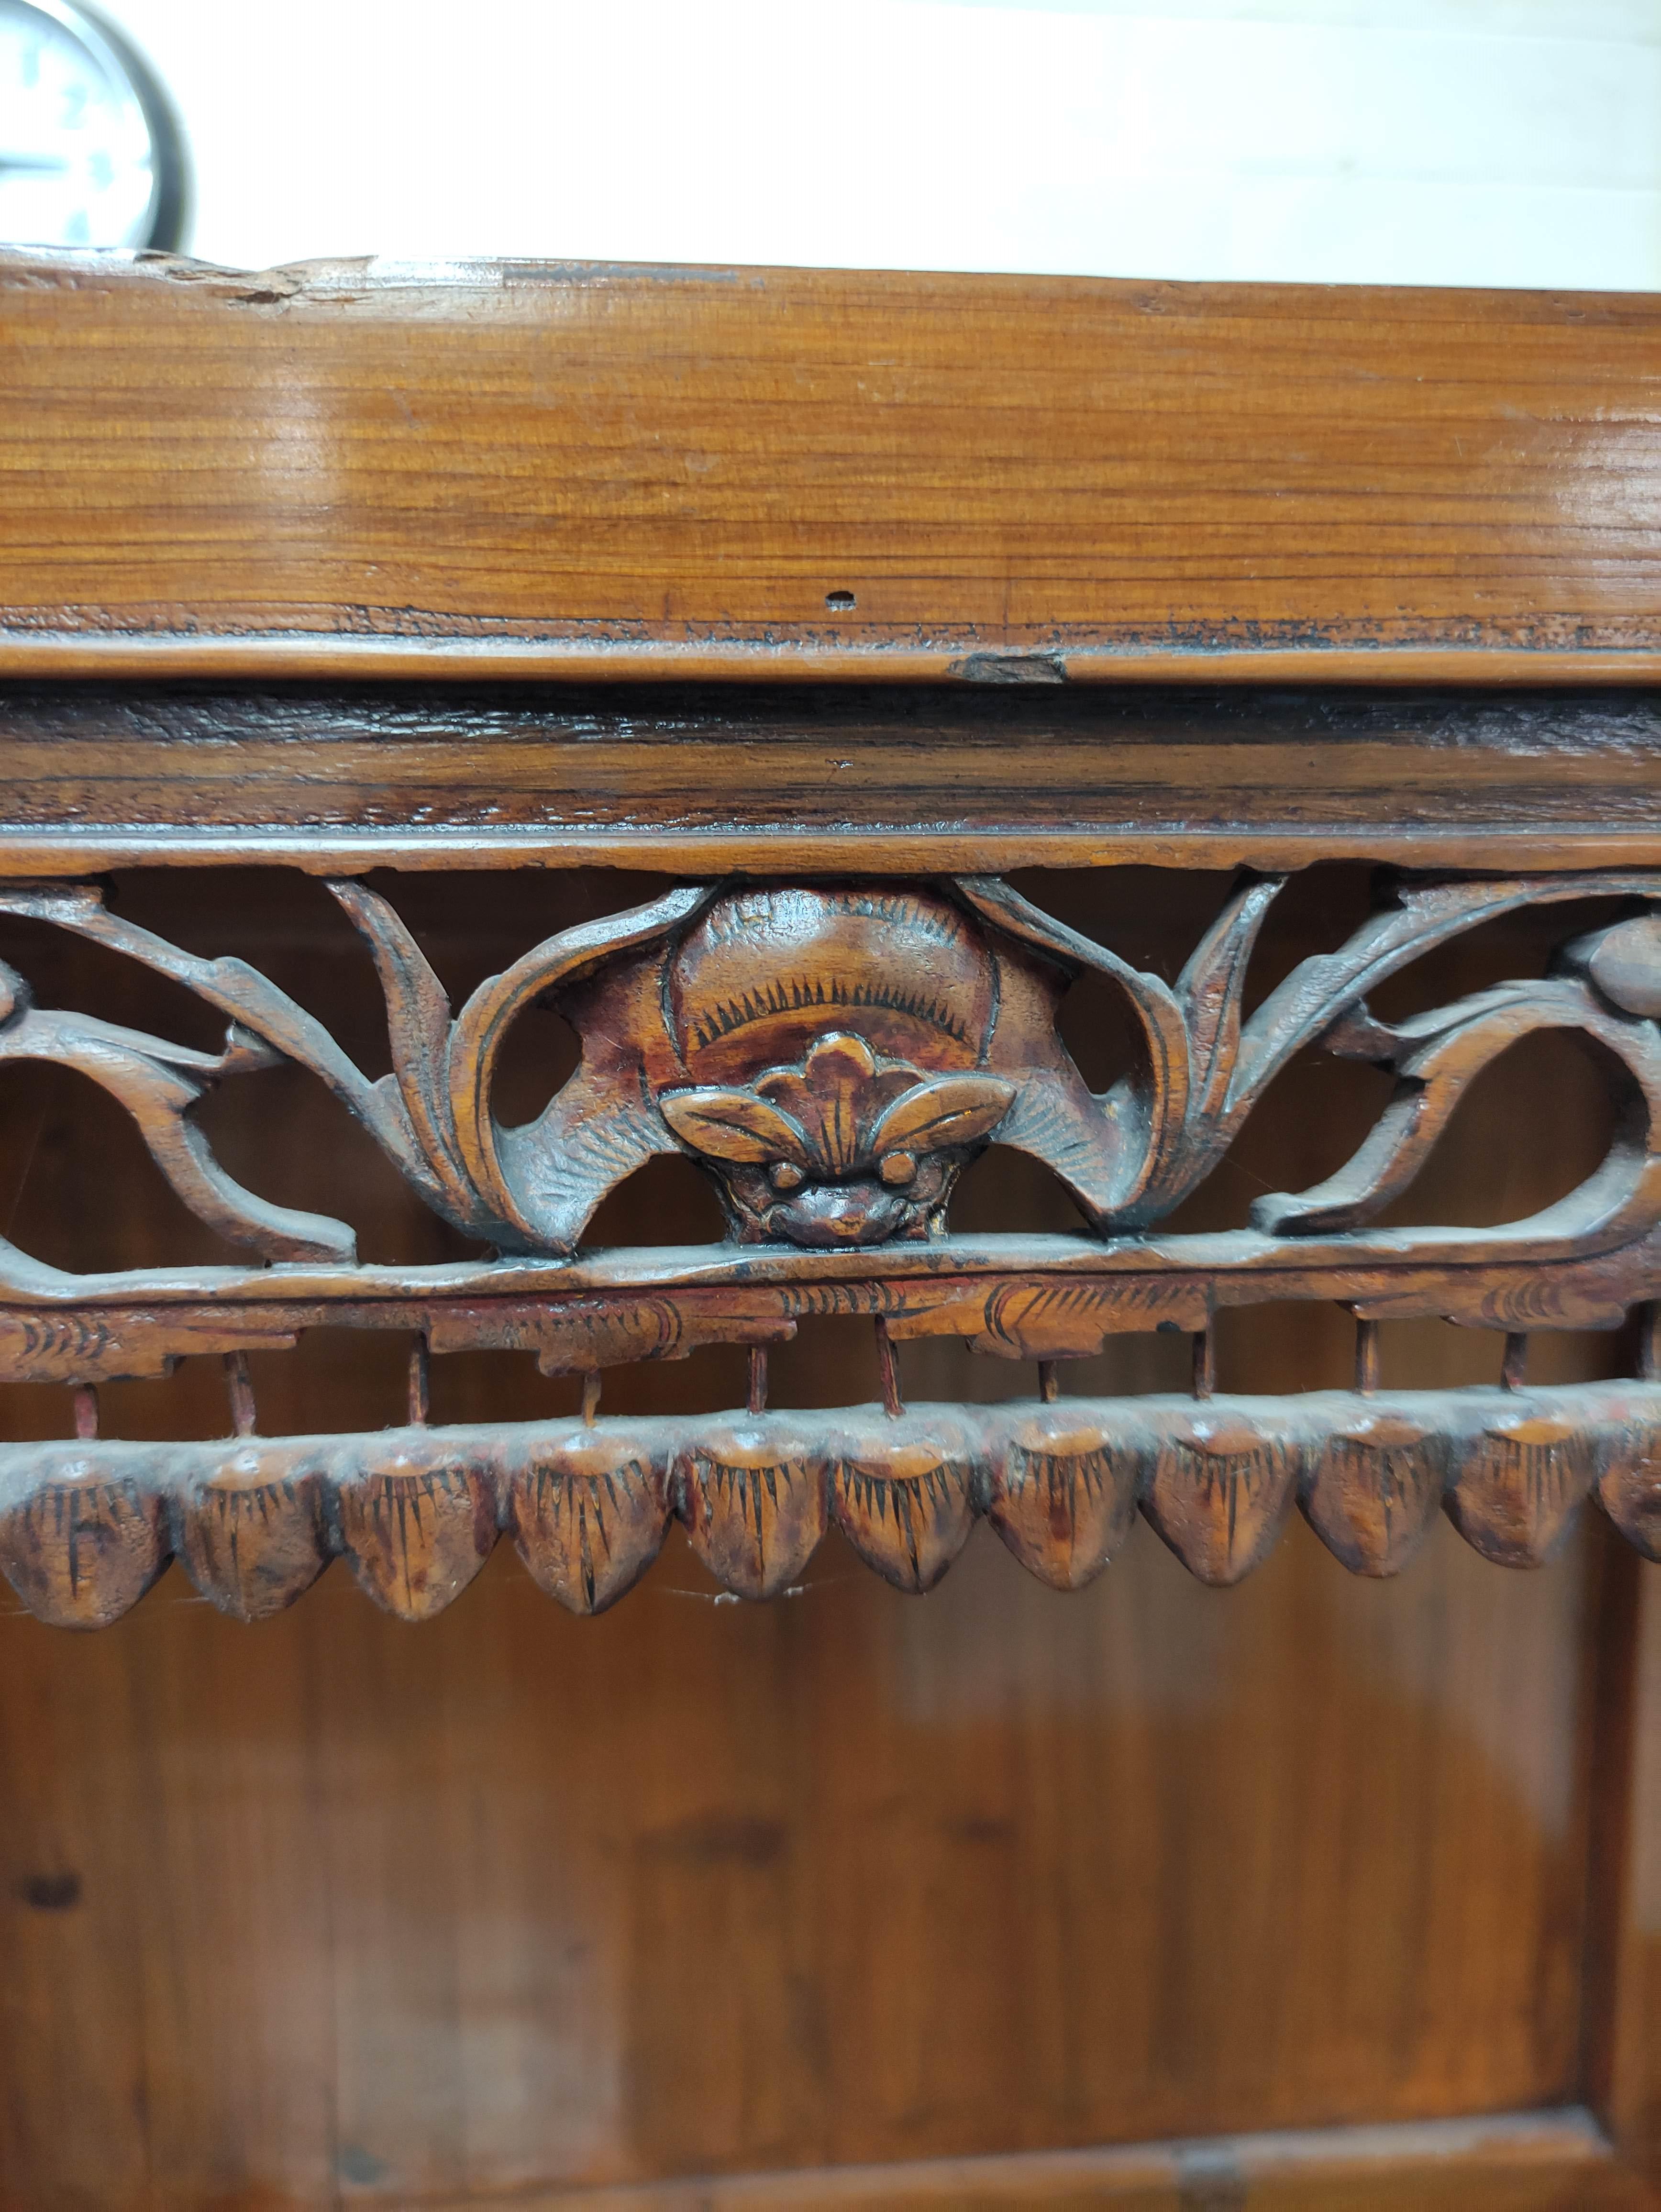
xmin=110 ymin=0 xmax=1661 ymax=286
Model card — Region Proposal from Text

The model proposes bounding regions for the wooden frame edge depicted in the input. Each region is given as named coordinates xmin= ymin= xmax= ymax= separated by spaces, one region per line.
xmin=2 ymin=636 xmax=1659 ymax=687
xmin=411 ymin=2109 xmax=1633 ymax=2210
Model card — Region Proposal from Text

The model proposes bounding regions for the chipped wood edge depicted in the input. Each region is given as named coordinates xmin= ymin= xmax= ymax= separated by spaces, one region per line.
xmin=1 ymin=633 xmax=1659 ymax=687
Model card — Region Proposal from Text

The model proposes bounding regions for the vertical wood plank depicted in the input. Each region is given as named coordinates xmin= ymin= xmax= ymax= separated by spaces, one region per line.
xmin=1592 ymin=1548 xmax=1661 ymax=2182
xmin=0 ymin=1605 xmax=153 ymax=2201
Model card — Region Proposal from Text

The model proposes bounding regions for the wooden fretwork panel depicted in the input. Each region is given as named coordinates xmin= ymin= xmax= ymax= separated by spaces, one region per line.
xmin=0 ymin=862 xmax=1656 ymax=1624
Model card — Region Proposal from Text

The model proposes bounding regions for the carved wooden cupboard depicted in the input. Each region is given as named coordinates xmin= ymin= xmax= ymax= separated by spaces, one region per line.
xmin=1 ymin=253 xmax=1661 ymax=2206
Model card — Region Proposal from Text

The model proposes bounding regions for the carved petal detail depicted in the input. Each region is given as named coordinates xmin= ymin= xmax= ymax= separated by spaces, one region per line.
xmin=868 ymin=1073 xmax=1016 ymax=1159
xmin=659 ymin=1089 xmax=813 ymax=1167
xmin=756 ymin=1032 xmax=890 ymax=1175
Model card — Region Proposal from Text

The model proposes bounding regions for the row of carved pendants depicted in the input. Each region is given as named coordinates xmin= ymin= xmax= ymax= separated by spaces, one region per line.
xmin=0 ymin=1382 xmax=1657 ymax=1629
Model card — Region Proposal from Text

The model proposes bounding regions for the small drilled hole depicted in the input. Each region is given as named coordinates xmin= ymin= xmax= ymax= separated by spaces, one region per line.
xmin=824 ymin=589 xmax=856 ymax=611
xmin=17 ymin=1872 xmax=81 ymax=1912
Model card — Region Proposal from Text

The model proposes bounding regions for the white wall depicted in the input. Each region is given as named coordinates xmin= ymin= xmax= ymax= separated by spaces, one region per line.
xmin=112 ymin=0 xmax=1661 ymax=286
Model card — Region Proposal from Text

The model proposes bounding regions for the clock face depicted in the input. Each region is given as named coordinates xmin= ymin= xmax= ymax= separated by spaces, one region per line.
xmin=0 ymin=0 xmax=185 ymax=250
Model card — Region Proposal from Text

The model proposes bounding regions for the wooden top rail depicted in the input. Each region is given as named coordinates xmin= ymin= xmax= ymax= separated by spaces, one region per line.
xmin=2 ymin=252 xmax=1659 ymax=685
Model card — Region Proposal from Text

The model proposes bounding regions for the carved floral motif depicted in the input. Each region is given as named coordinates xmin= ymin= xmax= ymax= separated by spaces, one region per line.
xmin=659 ymin=1032 xmax=1014 ymax=1244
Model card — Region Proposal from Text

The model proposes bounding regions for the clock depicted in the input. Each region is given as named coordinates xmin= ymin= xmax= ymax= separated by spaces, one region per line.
xmin=0 ymin=0 xmax=186 ymax=251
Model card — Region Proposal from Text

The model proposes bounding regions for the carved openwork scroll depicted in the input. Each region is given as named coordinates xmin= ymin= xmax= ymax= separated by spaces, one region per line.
xmin=3 ymin=865 xmax=1660 ymax=1625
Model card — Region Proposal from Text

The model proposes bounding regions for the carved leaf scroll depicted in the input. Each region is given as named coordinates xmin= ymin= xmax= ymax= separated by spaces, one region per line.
xmin=0 ymin=957 xmax=353 ymax=1261
xmin=2 ymin=869 xmax=1661 ymax=1279
xmin=1254 ymin=972 xmax=1661 ymax=1243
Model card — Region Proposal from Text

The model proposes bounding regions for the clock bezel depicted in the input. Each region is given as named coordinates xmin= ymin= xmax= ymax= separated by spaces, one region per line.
xmin=7 ymin=0 xmax=189 ymax=251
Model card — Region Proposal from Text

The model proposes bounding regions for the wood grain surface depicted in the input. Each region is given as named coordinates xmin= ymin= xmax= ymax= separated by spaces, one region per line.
xmin=1 ymin=684 xmax=1660 ymax=874
xmin=2 ymin=254 xmax=1659 ymax=685
xmin=0 ymin=1482 xmax=1612 ymax=2203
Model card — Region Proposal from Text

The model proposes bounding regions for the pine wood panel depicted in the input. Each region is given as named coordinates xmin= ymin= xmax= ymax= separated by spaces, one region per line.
xmin=2 ymin=255 xmax=1659 ymax=685
xmin=0 ymin=1503 xmax=1608 ymax=2203
xmin=1599 ymin=1560 xmax=1661 ymax=2179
